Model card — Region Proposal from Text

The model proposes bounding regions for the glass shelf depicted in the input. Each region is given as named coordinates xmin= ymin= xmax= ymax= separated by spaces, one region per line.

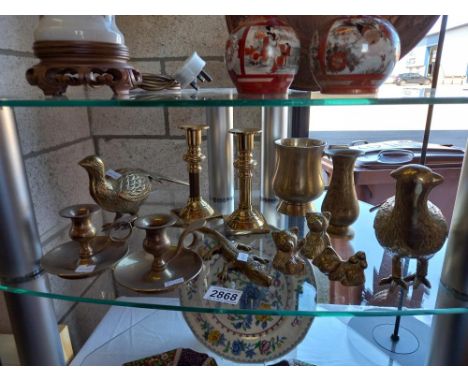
xmin=0 ymin=195 xmax=465 ymax=318
xmin=2 ymin=87 xmax=468 ymax=107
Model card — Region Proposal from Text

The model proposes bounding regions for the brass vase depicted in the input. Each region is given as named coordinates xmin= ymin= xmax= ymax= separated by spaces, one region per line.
xmin=273 ymin=138 xmax=326 ymax=216
xmin=321 ymin=148 xmax=363 ymax=237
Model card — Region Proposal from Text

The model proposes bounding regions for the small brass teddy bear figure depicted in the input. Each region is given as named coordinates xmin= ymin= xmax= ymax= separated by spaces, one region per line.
xmin=301 ymin=211 xmax=332 ymax=260
xmin=272 ymin=227 xmax=306 ymax=275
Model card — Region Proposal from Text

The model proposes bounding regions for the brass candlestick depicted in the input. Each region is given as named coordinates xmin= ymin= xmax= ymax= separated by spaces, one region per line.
xmin=225 ymin=128 xmax=269 ymax=234
xmin=174 ymin=125 xmax=219 ymax=223
xmin=113 ymin=214 xmax=203 ymax=293
xmin=61 ymin=204 xmax=100 ymax=264
xmin=40 ymin=203 xmax=128 ymax=279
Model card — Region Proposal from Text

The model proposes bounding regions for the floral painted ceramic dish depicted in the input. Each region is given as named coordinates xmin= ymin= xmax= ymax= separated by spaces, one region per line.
xmin=180 ymin=234 xmax=315 ymax=364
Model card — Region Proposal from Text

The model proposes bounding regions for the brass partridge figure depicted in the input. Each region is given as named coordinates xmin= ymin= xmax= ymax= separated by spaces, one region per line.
xmin=79 ymin=155 xmax=187 ymax=222
xmin=374 ymin=164 xmax=448 ymax=290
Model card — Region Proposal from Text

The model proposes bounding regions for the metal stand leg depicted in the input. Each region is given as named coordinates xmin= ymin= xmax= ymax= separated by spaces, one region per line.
xmin=0 ymin=107 xmax=64 ymax=365
xmin=429 ymin=140 xmax=468 ymax=365
xmin=291 ymin=106 xmax=310 ymax=138
xmin=261 ymin=107 xmax=289 ymax=201
xmin=206 ymin=107 xmax=234 ymax=215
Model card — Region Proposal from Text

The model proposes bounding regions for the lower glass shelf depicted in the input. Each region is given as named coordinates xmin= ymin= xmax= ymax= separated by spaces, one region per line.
xmin=71 ymin=297 xmax=435 ymax=366
xmin=1 ymin=197 xmax=466 ymax=318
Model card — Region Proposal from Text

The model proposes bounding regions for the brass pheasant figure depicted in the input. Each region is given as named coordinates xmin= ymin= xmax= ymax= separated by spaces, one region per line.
xmin=374 ymin=164 xmax=448 ymax=290
xmin=79 ymin=155 xmax=188 ymax=223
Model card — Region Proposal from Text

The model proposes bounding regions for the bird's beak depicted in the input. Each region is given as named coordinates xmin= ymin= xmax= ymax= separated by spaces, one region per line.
xmin=78 ymin=159 xmax=88 ymax=168
xmin=432 ymin=172 xmax=444 ymax=186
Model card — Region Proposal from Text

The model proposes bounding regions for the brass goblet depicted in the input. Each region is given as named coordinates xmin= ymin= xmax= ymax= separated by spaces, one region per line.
xmin=113 ymin=213 xmax=203 ymax=293
xmin=41 ymin=204 xmax=128 ymax=279
xmin=273 ymin=138 xmax=326 ymax=216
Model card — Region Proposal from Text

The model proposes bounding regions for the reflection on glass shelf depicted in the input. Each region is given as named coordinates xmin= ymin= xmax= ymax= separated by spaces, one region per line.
xmin=1 ymin=87 xmax=468 ymax=107
xmin=1 ymin=195 xmax=466 ymax=317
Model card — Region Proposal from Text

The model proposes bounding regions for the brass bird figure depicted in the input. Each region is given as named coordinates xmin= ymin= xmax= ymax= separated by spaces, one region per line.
xmin=374 ymin=164 xmax=448 ymax=290
xmin=79 ymin=155 xmax=188 ymax=223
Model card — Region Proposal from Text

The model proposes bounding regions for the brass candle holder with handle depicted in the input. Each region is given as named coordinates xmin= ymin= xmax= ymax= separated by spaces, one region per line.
xmin=225 ymin=128 xmax=270 ymax=235
xmin=41 ymin=203 xmax=128 ymax=279
xmin=173 ymin=124 xmax=220 ymax=224
xmin=113 ymin=213 xmax=203 ymax=293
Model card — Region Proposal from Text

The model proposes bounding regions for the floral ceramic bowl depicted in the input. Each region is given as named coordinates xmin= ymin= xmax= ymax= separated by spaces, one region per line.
xmin=180 ymin=233 xmax=315 ymax=363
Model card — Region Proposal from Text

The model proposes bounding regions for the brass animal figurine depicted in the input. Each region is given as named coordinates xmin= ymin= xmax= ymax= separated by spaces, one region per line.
xmin=176 ymin=221 xmax=273 ymax=287
xmin=302 ymin=211 xmax=332 ymax=260
xmin=79 ymin=155 xmax=188 ymax=225
xmin=374 ymin=164 xmax=448 ymax=290
xmin=313 ymin=246 xmax=367 ymax=286
xmin=271 ymin=228 xmax=306 ymax=275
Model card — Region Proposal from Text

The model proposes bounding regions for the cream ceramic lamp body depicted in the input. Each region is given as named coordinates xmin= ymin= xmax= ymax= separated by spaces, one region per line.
xmin=34 ymin=16 xmax=125 ymax=43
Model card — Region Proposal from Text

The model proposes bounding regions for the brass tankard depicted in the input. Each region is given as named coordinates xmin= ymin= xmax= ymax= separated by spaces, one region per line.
xmin=273 ymin=138 xmax=326 ymax=216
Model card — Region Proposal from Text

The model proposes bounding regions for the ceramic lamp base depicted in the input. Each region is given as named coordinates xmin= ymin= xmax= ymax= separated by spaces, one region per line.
xmin=26 ymin=40 xmax=142 ymax=96
xmin=276 ymin=200 xmax=315 ymax=216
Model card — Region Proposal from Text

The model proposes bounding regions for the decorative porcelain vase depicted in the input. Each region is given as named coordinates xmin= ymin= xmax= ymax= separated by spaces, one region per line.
xmin=273 ymin=138 xmax=326 ymax=216
xmin=321 ymin=148 xmax=364 ymax=237
xmin=225 ymin=16 xmax=300 ymax=94
xmin=310 ymin=15 xmax=400 ymax=94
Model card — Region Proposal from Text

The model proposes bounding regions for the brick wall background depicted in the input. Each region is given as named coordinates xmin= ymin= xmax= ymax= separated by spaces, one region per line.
xmin=0 ymin=15 xmax=262 ymax=356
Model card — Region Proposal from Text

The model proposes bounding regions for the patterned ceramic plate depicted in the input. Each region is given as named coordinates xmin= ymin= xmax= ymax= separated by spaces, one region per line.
xmin=179 ymin=234 xmax=315 ymax=364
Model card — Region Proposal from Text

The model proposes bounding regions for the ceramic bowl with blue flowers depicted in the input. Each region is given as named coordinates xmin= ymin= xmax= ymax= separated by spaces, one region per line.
xmin=180 ymin=233 xmax=315 ymax=363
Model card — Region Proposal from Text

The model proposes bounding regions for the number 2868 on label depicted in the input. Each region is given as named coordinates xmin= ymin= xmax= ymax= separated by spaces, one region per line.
xmin=203 ymin=285 xmax=243 ymax=305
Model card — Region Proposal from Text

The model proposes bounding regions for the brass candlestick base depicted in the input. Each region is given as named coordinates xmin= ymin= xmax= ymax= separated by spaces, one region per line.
xmin=225 ymin=128 xmax=269 ymax=235
xmin=26 ymin=41 xmax=142 ymax=96
xmin=41 ymin=204 xmax=128 ymax=279
xmin=174 ymin=198 xmax=218 ymax=223
xmin=114 ymin=214 xmax=203 ymax=293
xmin=174 ymin=125 xmax=219 ymax=224
xmin=224 ymin=208 xmax=269 ymax=235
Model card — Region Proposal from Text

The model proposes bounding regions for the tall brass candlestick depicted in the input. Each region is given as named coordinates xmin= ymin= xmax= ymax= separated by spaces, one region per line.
xmin=175 ymin=125 xmax=217 ymax=223
xmin=225 ymin=128 xmax=269 ymax=234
